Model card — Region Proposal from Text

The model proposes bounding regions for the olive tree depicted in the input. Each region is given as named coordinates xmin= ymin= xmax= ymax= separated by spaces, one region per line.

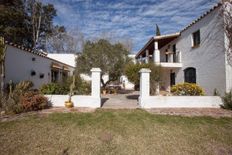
xmin=76 ymin=39 xmax=130 ymax=88
xmin=124 ymin=62 xmax=162 ymax=94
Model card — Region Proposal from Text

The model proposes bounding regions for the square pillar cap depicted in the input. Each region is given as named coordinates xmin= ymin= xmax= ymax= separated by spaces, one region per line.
xmin=91 ymin=68 xmax=102 ymax=72
xmin=139 ymin=68 xmax=151 ymax=73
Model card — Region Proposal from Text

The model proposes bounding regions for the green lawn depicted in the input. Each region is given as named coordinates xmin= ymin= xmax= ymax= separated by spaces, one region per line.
xmin=0 ymin=109 xmax=232 ymax=155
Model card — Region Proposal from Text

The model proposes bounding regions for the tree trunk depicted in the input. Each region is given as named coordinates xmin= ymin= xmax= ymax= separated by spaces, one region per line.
xmin=0 ymin=62 xmax=4 ymax=94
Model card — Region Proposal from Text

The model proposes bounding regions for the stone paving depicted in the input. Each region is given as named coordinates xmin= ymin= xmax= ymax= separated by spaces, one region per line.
xmin=101 ymin=91 xmax=139 ymax=109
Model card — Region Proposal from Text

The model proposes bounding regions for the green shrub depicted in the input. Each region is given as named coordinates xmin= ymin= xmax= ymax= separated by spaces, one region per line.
xmin=221 ymin=90 xmax=232 ymax=110
xmin=64 ymin=75 xmax=91 ymax=95
xmin=3 ymin=97 xmax=23 ymax=114
xmin=124 ymin=63 xmax=162 ymax=94
xmin=40 ymin=83 xmax=69 ymax=95
xmin=2 ymin=80 xmax=49 ymax=114
xmin=40 ymin=75 xmax=91 ymax=95
xmin=171 ymin=83 xmax=205 ymax=96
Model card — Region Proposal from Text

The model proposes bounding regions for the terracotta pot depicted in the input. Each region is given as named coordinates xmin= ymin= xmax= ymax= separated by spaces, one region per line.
xmin=65 ymin=101 xmax=73 ymax=108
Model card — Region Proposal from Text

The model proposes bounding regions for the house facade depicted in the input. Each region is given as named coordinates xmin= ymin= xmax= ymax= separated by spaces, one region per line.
xmin=136 ymin=2 xmax=232 ymax=95
xmin=4 ymin=42 xmax=74 ymax=89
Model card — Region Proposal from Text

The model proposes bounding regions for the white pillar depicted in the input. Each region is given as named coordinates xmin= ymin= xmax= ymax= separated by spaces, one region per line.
xmin=145 ymin=50 xmax=149 ymax=64
xmin=139 ymin=55 xmax=142 ymax=64
xmin=153 ymin=41 xmax=160 ymax=63
xmin=139 ymin=68 xmax=151 ymax=98
xmin=91 ymin=68 xmax=101 ymax=97
xmin=179 ymin=51 xmax=182 ymax=63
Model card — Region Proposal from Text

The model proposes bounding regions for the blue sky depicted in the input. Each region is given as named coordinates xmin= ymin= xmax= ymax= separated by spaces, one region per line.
xmin=42 ymin=0 xmax=218 ymax=53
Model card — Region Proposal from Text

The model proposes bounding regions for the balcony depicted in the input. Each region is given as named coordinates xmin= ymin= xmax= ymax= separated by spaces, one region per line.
xmin=156 ymin=51 xmax=182 ymax=68
xmin=159 ymin=62 xmax=182 ymax=68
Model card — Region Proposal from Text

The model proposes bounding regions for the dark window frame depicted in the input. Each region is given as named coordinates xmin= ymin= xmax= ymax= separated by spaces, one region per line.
xmin=184 ymin=67 xmax=196 ymax=83
xmin=192 ymin=30 xmax=200 ymax=47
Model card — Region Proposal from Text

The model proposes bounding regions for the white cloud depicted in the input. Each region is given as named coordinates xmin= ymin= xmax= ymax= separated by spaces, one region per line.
xmin=42 ymin=0 xmax=218 ymax=53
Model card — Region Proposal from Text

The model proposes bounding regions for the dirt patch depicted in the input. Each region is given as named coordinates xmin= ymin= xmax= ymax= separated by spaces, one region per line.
xmin=146 ymin=108 xmax=232 ymax=118
xmin=99 ymin=132 xmax=113 ymax=143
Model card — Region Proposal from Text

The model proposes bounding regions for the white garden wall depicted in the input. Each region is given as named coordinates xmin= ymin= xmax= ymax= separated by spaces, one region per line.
xmin=45 ymin=95 xmax=101 ymax=108
xmin=139 ymin=68 xmax=223 ymax=108
xmin=45 ymin=95 xmax=69 ymax=107
xmin=45 ymin=68 xmax=102 ymax=108
xmin=139 ymin=96 xmax=222 ymax=109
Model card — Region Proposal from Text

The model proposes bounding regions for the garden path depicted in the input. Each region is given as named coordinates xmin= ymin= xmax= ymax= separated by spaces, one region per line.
xmin=101 ymin=90 xmax=139 ymax=109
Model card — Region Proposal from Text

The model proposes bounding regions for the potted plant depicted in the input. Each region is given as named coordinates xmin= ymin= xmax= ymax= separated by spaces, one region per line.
xmin=65 ymin=76 xmax=75 ymax=108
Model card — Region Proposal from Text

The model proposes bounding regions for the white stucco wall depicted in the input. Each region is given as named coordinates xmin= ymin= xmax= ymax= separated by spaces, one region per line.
xmin=224 ymin=2 xmax=232 ymax=93
xmin=4 ymin=46 xmax=74 ymax=89
xmin=5 ymin=46 xmax=52 ymax=88
xmin=45 ymin=95 xmax=101 ymax=108
xmin=140 ymin=96 xmax=222 ymax=108
xmin=175 ymin=7 xmax=227 ymax=95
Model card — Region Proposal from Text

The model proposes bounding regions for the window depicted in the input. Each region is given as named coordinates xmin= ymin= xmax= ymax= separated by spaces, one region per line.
xmin=184 ymin=67 xmax=196 ymax=83
xmin=192 ymin=30 xmax=200 ymax=47
xmin=51 ymin=70 xmax=59 ymax=82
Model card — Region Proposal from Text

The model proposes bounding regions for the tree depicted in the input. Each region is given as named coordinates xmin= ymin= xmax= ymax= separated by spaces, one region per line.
xmin=25 ymin=0 xmax=57 ymax=49
xmin=124 ymin=63 xmax=162 ymax=94
xmin=0 ymin=0 xmax=57 ymax=49
xmin=76 ymin=39 xmax=130 ymax=88
xmin=45 ymin=26 xmax=84 ymax=53
xmin=0 ymin=0 xmax=32 ymax=47
xmin=222 ymin=1 xmax=232 ymax=65
xmin=156 ymin=24 xmax=161 ymax=36
xmin=0 ymin=37 xmax=7 ymax=94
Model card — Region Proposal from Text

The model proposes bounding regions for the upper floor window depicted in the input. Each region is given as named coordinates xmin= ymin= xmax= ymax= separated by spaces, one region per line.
xmin=184 ymin=67 xmax=196 ymax=83
xmin=192 ymin=30 xmax=200 ymax=47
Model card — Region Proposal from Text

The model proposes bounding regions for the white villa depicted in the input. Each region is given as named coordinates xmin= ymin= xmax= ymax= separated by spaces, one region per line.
xmin=136 ymin=2 xmax=232 ymax=95
xmin=3 ymin=41 xmax=75 ymax=88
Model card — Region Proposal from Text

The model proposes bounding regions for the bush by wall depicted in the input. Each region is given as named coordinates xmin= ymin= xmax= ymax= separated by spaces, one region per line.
xmin=124 ymin=63 xmax=162 ymax=94
xmin=40 ymin=83 xmax=69 ymax=95
xmin=20 ymin=91 xmax=49 ymax=111
xmin=221 ymin=90 xmax=232 ymax=110
xmin=40 ymin=75 xmax=91 ymax=95
xmin=1 ymin=81 xmax=50 ymax=114
xmin=171 ymin=83 xmax=205 ymax=96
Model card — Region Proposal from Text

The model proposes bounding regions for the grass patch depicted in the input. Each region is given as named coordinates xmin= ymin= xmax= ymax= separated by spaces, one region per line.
xmin=0 ymin=109 xmax=232 ymax=154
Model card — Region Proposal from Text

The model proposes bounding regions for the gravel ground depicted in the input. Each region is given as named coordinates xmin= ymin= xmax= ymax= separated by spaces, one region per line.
xmin=146 ymin=108 xmax=232 ymax=118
